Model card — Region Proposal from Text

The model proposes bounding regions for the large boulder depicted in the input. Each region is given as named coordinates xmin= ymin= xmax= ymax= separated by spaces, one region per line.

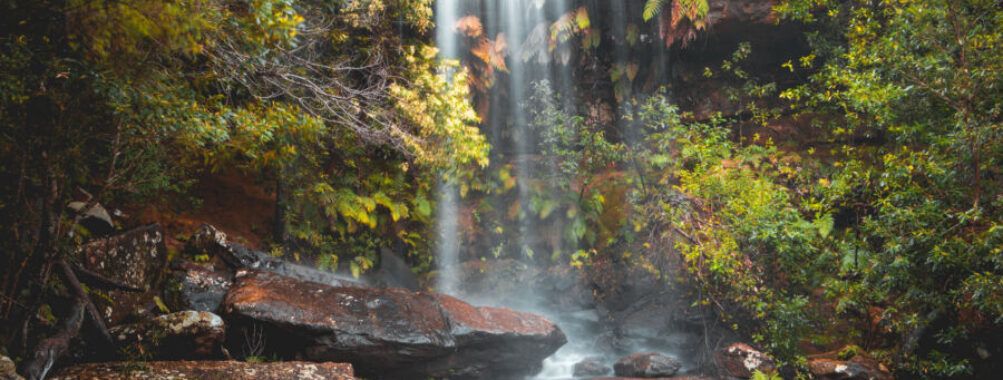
xmin=716 ymin=342 xmax=777 ymax=379
xmin=222 ymin=270 xmax=566 ymax=379
xmin=109 ymin=311 xmax=225 ymax=360
xmin=78 ymin=223 xmax=167 ymax=325
xmin=614 ymin=353 xmax=683 ymax=378
xmin=187 ymin=224 xmax=366 ymax=289
xmin=433 ymin=293 xmax=569 ymax=377
xmin=50 ymin=361 xmax=356 ymax=380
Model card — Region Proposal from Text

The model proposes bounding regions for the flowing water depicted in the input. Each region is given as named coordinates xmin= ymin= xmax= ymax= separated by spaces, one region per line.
xmin=433 ymin=1 xmax=686 ymax=378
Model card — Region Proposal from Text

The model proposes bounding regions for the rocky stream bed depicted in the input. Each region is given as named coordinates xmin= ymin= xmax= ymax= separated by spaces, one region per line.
xmin=1 ymin=221 xmax=892 ymax=380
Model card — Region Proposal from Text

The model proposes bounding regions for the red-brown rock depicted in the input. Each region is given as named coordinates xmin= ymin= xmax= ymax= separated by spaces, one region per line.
xmin=50 ymin=361 xmax=356 ymax=379
xmin=222 ymin=270 xmax=566 ymax=379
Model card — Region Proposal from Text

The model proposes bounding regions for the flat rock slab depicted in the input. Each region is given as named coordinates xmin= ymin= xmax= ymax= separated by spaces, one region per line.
xmin=223 ymin=270 xmax=566 ymax=379
xmin=50 ymin=361 xmax=355 ymax=380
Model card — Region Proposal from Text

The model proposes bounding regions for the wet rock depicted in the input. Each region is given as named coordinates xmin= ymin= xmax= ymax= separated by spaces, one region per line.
xmin=50 ymin=361 xmax=356 ymax=380
xmin=808 ymin=356 xmax=893 ymax=380
xmin=614 ymin=353 xmax=682 ymax=378
xmin=78 ymin=223 xmax=167 ymax=325
xmin=165 ymin=260 xmax=232 ymax=313
xmin=588 ymin=251 xmax=711 ymax=363
xmin=573 ymin=357 xmax=610 ymax=377
xmin=67 ymin=201 xmax=114 ymax=236
xmin=109 ymin=311 xmax=225 ymax=359
xmin=187 ymin=224 xmax=366 ymax=289
xmin=222 ymin=270 xmax=566 ymax=379
xmin=0 ymin=355 xmax=23 ymax=380
xmin=716 ymin=343 xmax=777 ymax=379
xmin=434 ymin=294 xmax=569 ymax=377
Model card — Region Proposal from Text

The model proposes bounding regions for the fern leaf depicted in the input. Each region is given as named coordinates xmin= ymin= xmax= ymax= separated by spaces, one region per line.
xmin=643 ymin=0 xmax=667 ymax=22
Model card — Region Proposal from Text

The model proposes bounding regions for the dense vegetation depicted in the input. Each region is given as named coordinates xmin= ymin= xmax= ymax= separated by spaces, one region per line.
xmin=0 ymin=0 xmax=1000 ymax=379
xmin=0 ymin=0 xmax=486 ymax=366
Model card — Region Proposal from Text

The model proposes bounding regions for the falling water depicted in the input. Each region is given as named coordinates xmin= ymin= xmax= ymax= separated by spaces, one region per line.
xmin=434 ymin=183 xmax=459 ymax=295
xmin=433 ymin=0 xmax=461 ymax=295
xmin=434 ymin=1 xmax=689 ymax=378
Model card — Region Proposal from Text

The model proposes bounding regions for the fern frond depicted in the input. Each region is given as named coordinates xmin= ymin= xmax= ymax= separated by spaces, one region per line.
xmin=643 ymin=0 xmax=668 ymax=21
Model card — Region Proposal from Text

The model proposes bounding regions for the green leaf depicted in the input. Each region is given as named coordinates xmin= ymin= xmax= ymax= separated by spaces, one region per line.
xmin=153 ymin=296 xmax=171 ymax=314
xmin=643 ymin=0 xmax=667 ymax=22
xmin=814 ymin=213 xmax=834 ymax=238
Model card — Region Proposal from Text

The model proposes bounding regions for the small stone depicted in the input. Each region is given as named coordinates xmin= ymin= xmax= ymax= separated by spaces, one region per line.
xmin=573 ymin=357 xmax=610 ymax=377
xmin=614 ymin=353 xmax=682 ymax=378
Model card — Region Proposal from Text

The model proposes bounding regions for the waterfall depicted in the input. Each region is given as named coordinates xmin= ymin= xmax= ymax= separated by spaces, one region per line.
xmin=433 ymin=0 xmax=461 ymax=295
xmin=434 ymin=182 xmax=459 ymax=295
xmin=433 ymin=1 xmax=691 ymax=378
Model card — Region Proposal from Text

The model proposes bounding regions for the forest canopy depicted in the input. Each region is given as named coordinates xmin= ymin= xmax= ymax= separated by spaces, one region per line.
xmin=0 ymin=0 xmax=1001 ymax=379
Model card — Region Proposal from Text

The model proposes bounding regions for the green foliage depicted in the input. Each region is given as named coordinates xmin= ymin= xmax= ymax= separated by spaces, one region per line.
xmin=643 ymin=0 xmax=710 ymax=25
xmin=643 ymin=0 xmax=668 ymax=21
xmin=773 ymin=0 xmax=1003 ymax=377
xmin=0 ymin=0 xmax=487 ymax=350
xmin=612 ymin=0 xmax=1003 ymax=377
xmin=751 ymin=370 xmax=783 ymax=380
xmin=624 ymin=93 xmax=821 ymax=367
xmin=526 ymin=80 xmax=625 ymax=253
